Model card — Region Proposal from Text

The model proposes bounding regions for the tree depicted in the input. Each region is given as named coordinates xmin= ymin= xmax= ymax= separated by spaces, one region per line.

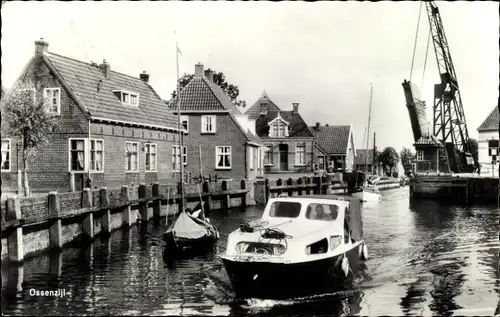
xmin=378 ymin=146 xmax=400 ymax=175
xmin=170 ymin=70 xmax=246 ymax=108
xmin=2 ymin=80 xmax=58 ymax=196
xmin=466 ymin=138 xmax=479 ymax=166
xmin=400 ymin=147 xmax=416 ymax=176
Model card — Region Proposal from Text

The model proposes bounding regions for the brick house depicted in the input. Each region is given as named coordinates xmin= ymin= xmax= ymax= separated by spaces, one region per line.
xmin=166 ymin=63 xmax=265 ymax=181
xmin=244 ymin=92 xmax=316 ymax=173
xmin=1 ymin=39 xmax=181 ymax=194
xmin=477 ymin=106 xmax=499 ymax=176
xmin=310 ymin=124 xmax=356 ymax=171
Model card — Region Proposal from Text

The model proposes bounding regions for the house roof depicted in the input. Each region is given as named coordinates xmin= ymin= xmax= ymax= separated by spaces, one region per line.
xmin=245 ymin=91 xmax=281 ymax=120
xmin=44 ymin=52 xmax=178 ymax=130
xmin=354 ymin=149 xmax=374 ymax=165
xmin=414 ymin=135 xmax=442 ymax=147
xmin=255 ymin=110 xmax=314 ymax=138
xmin=167 ymin=75 xmax=263 ymax=145
xmin=310 ymin=125 xmax=352 ymax=155
xmin=477 ymin=106 xmax=499 ymax=131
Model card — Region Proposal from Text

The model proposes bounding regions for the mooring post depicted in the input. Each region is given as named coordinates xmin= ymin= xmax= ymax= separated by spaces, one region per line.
xmin=152 ymin=183 xmax=161 ymax=220
xmin=138 ymin=183 xmax=148 ymax=222
xmin=240 ymin=180 xmax=247 ymax=208
xmin=203 ymin=181 xmax=212 ymax=214
xmin=265 ymin=179 xmax=270 ymax=202
xmin=82 ymin=188 xmax=94 ymax=239
xmin=287 ymin=178 xmax=294 ymax=196
xmin=121 ymin=185 xmax=132 ymax=227
xmin=48 ymin=191 xmax=62 ymax=250
xmin=49 ymin=251 xmax=63 ymax=277
xmin=297 ymin=178 xmax=303 ymax=196
xmin=222 ymin=180 xmax=230 ymax=212
xmin=100 ymin=187 xmax=111 ymax=235
xmin=305 ymin=177 xmax=310 ymax=195
xmin=6 ymin=198 xmax=23 ymax=262
xmin=277 ymin=178 xmax=283 ymax=197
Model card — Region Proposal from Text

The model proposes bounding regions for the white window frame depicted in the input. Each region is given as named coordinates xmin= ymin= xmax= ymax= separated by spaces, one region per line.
xmin=215 ymin=146 xmax=232 ymax=169
xmin=201 ymin=115 xmax=216 ymax=133
xmin=90 ymin=139 xmax=104 ymax=173
xmin=295 ymin=145 xmax=306 ymax=166
xmin=113 ymin=90 xmax=140 ymax=106
xmin=1 ymin=139 xmax=12 ymax=172
xmin=68 ymin=138 xmax=87 ymax=172
xmin=180 ymin=115 xmax=189 ymax=132
xmin=258 ymin=148 xmax=263 ymax=169
xmin=145 ymin=143 xmax=157 ymax=172
xmin=249 ymin=147 xmax=254 ymax=170
xmin=43 ymin=87 xmax=61 ymax=115
xmin=125 ymin=141 xmax=139 ymax=172
xmin=416 ymin=150 xmax=424 ymax=161
xmin=270 ymin=119 xmax=288 ymax=137
xmin=264 ymin=145 xmax=273 ymax=165
xmin=172 ymin=145 xmax=187 ymax=171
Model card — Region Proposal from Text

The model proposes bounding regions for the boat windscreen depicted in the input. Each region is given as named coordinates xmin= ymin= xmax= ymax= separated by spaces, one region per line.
xmin=305 ymin=203 xmax=340 ymax=221
xmin=269 ymin=201 xmax=301 ymax=218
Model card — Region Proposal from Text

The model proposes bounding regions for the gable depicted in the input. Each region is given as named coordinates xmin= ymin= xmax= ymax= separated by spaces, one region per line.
xmin=245 ymin=93 xmax=281 ymax=120
xmin=477 ymin=106 xmax=499 ymax=131
xmin=311 ymin=125 xmax=351 ymax=154
xmin=256 ymin=111 xmax=314 ymax=138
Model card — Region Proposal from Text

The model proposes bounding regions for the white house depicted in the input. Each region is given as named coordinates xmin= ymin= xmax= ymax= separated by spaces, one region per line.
xmin=477 ymin=106 xmax=499 ymax=176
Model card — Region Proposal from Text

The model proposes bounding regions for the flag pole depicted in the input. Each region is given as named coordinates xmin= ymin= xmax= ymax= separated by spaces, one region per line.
xmin=175 ymin=32 xmax=184 ymax=214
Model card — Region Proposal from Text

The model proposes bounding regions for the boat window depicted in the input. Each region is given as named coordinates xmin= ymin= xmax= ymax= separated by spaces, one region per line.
xmin=269 ymin=201 xmax=301 ymax=218
xmin=305 ymin=203 xmax=339 ymax=221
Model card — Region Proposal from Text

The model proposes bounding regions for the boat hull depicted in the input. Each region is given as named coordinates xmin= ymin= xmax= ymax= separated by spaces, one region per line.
xmin=221 ymin=242 xmax=364 ymax=300
xmin=352 ymin=190 xmax=381 ymax=202
xmin=163 ymin=230 xmax=218 ymax=251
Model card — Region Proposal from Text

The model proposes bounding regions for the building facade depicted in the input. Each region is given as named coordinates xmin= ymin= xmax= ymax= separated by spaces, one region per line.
xmin=245 ymin=92 xmax=316 ymax=173
xmin=167 ymin=63 xmax=265 ymax=182
xmin=477 ymin=106 xmax=499 ymax=176
xmin=310 ymin=124 xmax=356 ymax=171
xmin=1 ymin=39 xmax=181 ymax=194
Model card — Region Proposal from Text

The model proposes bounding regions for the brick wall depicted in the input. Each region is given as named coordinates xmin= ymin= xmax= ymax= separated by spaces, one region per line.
xmin=181 ymin=113 xmax=248 ymax=181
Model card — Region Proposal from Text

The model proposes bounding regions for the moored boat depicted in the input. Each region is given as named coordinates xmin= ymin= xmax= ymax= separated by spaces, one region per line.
xmin=220 ymin=195 xmax=368 ymax=300
xmin=352 ymin=185 xmax=381 ymax=202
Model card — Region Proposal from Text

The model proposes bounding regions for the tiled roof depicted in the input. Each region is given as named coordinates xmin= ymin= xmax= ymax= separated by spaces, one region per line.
xmin=414 ymin=135 xmax=442 ymax=146
xmin=45 ymin=52 xmax=178 ymax=129
xmin=310 ymin=125 xmax=351 ymax=155
xmin=167 ymin=77 xmax=241 ymax=116
xmin=477 ymin=106 xmax=499 ymax=131
xmin=255 ymin=110 xmax=314 ymax=138
xmin=354 ymin=149 xmax=374 ymax=165
xmin=168 ymin=76 xmax=262 ymax=145
xmin=245 ymin=92 xmax=281 ymax=120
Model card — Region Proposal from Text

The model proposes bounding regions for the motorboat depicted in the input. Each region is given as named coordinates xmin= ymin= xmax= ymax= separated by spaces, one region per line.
xmin=220 ymin=195 xmax=369 ymax=300
xmin=163 ymin=205 xmax=219 ymax=251
xmin=352 ymin=183 xmax=381 ymax=202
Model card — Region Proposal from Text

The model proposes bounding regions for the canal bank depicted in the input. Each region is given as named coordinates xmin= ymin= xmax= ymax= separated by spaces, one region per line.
xmin=1 ymin=180 xmax=253 ymax=262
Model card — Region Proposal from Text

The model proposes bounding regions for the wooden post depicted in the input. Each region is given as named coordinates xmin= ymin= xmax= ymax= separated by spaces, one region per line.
xmin=322 ymin=176 xmax=327 ymax=194
xmin=287 ymin=178 xmax=293 ymax=196
xmin=152 ymin=183 xmax=161 ymax=220
xmin=297 ymin=178 xmax=303 ymax=196
xmin=277 ymin=178 xmax=283 ymax=196
xmin=265 ymin=179 xmax=270 ymax=203
xmin=121 ymin=185 xmax=132 ymax=227
xmin=48 ymin=191 xmax=62 ymax=249
xmin=222 ymin=180 xmax=230 ymax=212
xmin=305 ymin=177 xmax=311 ymax=195
xmin=82 ymin=188 xmax=94 ymax=239
xmin=70 ymin=172 xmax=76 ymax=192
xmin=49 ymin=251 xmax=63 ymax=277
xmin=138 ymin=183 xmax=148 ymax=221
xmin=203 ymin=181 xmax=212 ymax=214
xmin=100 ymin=187 xmax=111 ymax=235
xmin=6 ymin=198 xmax=23 ymax=262
xmin=241 ymin=180 xmax=247 ymax=207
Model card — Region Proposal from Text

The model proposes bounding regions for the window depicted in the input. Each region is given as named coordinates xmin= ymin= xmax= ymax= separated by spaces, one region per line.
xmin=305 ymin=203 xmax=339 ymax=221
xmin=125 ymin=142 xmax=139 ymax=172
xmin=113 ymin=90 xmax=140 ymax=106
xmin=172 ymin=145 xmax=187 ymax=171
xmin=296 ymin=145 xmax=305 ymax=165
xmin=202 ymin=115 xmax=216 ymax=133
xmin=269 ymin=201 xmax=301 ymax=218
xmin=416 ymin=150 xmax=424 ymax=161
xmin=180 ymin=115 xmax=189 ymax=131
xmin=43 ymin=88 xmax=60 ymax=115
xmin=264 ymin=146 xmax=273 ymax=165
xmin=249 ymin=147 xmax=254 ymax=170
xmin=90 ymin=139 xmax=104 ymax=172
xmin=318 ymin=156 xmax=325 ymax=169
xmin=270 ymin=119 xmax=288 ymax=137
xmin=145 ymin=143 xmax=157 ymax=172
xmin=69 ymin=139 xmax=86 ymax=171
xmin=258 ymin=148 xmax=262 ymax=169
xmin=216 ymin=146 xmax=231 ymax=169
xmin=1 ymin=139 xmax=11 ymax=172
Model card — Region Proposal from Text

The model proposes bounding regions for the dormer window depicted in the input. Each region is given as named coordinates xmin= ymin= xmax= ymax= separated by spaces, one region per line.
xmin=113 ymin=90 xmax=139 ymax=106
xmin=269 ymin=115 xmax=289 ymax=137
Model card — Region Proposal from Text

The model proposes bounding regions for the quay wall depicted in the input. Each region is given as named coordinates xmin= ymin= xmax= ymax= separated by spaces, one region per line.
xmin=1 ymin=179 xmax=253 ymax=262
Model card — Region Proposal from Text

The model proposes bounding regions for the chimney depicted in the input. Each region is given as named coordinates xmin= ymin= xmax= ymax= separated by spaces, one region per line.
xmin=204 ymin=68 xmax=214 ymax=82
xmin=99 ymin=59 xmax=110 ymax=78
xmin=194 ymin=63 xmax=204 ymax=77
xmin=260 ymin=102 xmax=267 ymax=114
xmin=35 ymin=38 xmax=49 ymax=57
xmin=139 ymin=71 xmax=150 ymax=83
xmin=292 ymin=102 xmax=299 ymax=114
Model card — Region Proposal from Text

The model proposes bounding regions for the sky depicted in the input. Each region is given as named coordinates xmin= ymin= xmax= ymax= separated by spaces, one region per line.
xmin=2 ymin=1 xmax=498 ymax=152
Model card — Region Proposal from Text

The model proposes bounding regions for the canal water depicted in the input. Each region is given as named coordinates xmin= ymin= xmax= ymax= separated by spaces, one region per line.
xmin=2 ymin=188 xmax=499 ymax=316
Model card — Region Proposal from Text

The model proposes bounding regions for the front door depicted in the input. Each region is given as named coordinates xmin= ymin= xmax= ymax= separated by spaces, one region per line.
xmin=279 ymin=144 xmax=288 ymax=171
